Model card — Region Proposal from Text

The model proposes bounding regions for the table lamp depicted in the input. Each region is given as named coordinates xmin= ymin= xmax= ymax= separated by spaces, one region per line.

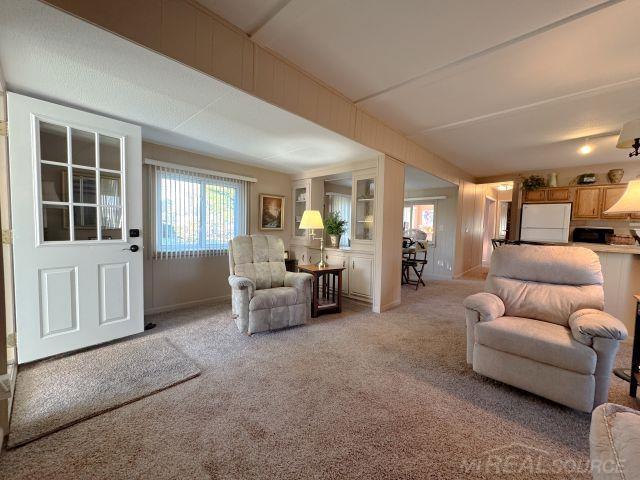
xmin=299 ymin=210 xmax=327 ymax=267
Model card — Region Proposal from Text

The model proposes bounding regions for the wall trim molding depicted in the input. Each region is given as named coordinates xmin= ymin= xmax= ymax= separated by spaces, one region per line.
xmin=145 ymin=295 xmax=231 ymax=315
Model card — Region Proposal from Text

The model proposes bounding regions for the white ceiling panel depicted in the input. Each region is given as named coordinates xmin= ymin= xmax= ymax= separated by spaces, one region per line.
xmin=173 ymin=89 xmax=377 ymax=171
xmin=359 ymin=0 xmax=639 ymax=134
xmin=195 ymin=0 xmax=289 ymax=34
xmin=0 ymin=0 xmax=376 ymax=174
xmin=405 ymin=166 xmax=455 ymax=192
xmin=412 ymin=79 xmax=640 ymax=177
xmin=251 ymin=0 xmax=607 ymax=100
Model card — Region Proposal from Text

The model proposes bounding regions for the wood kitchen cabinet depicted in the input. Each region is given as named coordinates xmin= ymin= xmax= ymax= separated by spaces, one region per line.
xmin=601 ymin=186 xmax=628 ymax=219
xmin=573 ymin=187 xmax=602 ymax=219
xmin=523 ymin=187 xmax=572 ymax=203
xmin=547 ymin=187 xmax=571 ymax=201
xmin=523 ymin=189 xmax=546 ymax=202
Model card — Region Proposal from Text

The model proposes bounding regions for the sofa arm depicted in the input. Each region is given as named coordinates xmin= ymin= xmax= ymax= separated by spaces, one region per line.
xmin=284 ymin=271 xmax=313 ymax=290
xmin=463 ymin=292 xmax=505 ymax=322
xmin=228 ymin=275 xmax=256 ymax=297
xmin=569 ymin=309 xmax=628 ymax=346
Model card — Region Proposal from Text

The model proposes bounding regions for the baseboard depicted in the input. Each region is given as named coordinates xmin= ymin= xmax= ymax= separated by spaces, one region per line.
xmin=378 ymin=299 xmax=401 ymax=312
xmin=145 ymin=295 xmax=231 ymax=315
xmin=454 ymin=265 xmax=482 ymax=279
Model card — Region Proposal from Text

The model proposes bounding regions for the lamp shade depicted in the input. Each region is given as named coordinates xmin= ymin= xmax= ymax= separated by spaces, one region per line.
xmin=604 ymin=179 xmax=640 ymax=214
xmin=616 ymin=119 xmax=640 ymax=148
xmin=299 ymin=210 xmax=324 ymax=230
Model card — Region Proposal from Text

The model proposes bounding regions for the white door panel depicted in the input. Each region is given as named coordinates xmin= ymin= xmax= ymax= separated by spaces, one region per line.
xmin=521 ymin=203 xmax=571 ymax=229
xmin=8 ymin=93 xmax=143 ymax=363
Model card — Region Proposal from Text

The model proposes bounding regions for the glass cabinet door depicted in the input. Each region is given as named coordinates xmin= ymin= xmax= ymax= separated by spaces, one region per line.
xmin=354 ymin=178 xmax=374 ymax=241
xmin=294 ymin=186 xmax=307 ymax=237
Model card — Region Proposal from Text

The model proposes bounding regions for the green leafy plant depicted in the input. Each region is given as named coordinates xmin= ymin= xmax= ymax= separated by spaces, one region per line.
xmin=324 ymin=211 xmax=347 ymax=235
xmin=521 ymin=175 xmax=546 ymax=191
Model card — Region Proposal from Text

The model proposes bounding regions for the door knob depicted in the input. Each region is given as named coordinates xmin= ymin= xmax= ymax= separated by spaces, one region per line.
xmin=123 ymin=245 xmax=139 ymax=252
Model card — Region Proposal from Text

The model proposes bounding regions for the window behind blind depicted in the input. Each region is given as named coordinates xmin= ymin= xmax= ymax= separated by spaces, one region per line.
xmin=151 ymin=163 xmax=249 ymax=258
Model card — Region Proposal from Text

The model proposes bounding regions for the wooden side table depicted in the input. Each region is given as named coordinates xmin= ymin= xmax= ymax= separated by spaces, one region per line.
xmin=613 ymin=294 xmax=640 ymax=398
xmin=297 ymin=264 xmax=345 ymax=318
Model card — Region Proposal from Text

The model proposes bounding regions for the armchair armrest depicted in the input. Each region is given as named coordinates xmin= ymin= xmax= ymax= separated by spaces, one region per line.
xmin=284 ymin=271 xmax=313 ymax=290
xmin=569 ymin=309 xmax=628 ymax=346
xmin=463 ymin=292 xmax=505 ymax=322
xmin=228 ymin=275 xmax=256 ymax=297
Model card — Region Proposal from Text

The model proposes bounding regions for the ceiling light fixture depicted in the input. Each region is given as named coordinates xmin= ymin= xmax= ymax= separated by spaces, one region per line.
xmin=578 ymin=141 xmax=593 ymax=155
xmin=497 ymin=184 xmax=513 ymax=191
xmin=617 ymin=119 xmax=640 ymax=157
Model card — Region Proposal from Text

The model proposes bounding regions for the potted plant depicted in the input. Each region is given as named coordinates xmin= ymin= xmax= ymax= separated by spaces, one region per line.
xmin=324 ymin=211 xmax=347 ymax=247
xmin=521 ymin=175 xmax=546 ymax=191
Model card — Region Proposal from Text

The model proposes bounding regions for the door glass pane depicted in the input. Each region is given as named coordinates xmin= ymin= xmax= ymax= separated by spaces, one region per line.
xmin=43 ymin=205 xmax=70 ymax=241
xmin=41 ymin=164 xmax=68 ymax=202
xmin=100 ymin=173 xmax=121 ymax=207
xmin=71 ymin=129 xmax=95 ymax=167
xmin=40 ymin=122 xmax=67 ymax=164
xmin=72 ymin=170 xmax=96 ymax=204
xmin=355 ymin=178 xmax=374 ymax=240
xmin=101 ymin=207 xmax=122 ymax=239
xmin=73 ymin=206 xmax=97 ymax=240
xmin=294 ymin=187 xmax=306 ymax=236
xmin=100 ymin=135 xmax=121 ymax=170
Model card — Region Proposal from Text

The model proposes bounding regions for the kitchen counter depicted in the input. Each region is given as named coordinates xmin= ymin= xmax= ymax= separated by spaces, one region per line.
xmin=570 ymin=242 xmax=640 ymax=255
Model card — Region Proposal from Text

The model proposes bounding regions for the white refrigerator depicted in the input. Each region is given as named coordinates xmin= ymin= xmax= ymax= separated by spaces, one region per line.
xmin=520 ymin=203 xmax=572 ymax=243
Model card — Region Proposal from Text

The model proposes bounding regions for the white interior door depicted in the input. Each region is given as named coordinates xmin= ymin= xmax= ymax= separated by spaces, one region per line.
xmin=7 ymin=93 xmax=143 ymax=363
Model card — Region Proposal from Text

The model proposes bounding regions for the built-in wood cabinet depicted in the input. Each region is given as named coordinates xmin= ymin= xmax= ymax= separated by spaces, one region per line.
xmin=292 ymin=179 xmax=311 ymax=240
xmin=352 ymin=170 xmax=376 ymax=245
xmin=601 ymin=186 xmax=628 ymax=219
xmin=324 ymin=250 xmax=349 ymax=295
xmin=291 ymin=247 xmax=372 ymax=302
xmin=523 ymin=189 xmax=546 ymax=202
xmin=573 ymin=187 xmax=602 ymax=219
xmin=523 ymin=187 xmax=571 ymax=202
xmin=547 ymin=187 xmax=572 ymax=202
xmin=349 ymin=255 xmax=373 ymax=299
xmin=523 ymin=184 xmax=633 ymax=220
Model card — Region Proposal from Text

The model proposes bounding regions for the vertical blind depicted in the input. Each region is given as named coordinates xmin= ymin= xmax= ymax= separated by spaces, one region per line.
xmin=150 ymin=163 xmax=249 ymax=259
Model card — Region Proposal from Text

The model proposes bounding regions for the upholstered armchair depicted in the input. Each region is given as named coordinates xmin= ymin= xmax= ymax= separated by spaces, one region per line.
xmin=228 ymin=235 xmax=313 ymax=334
xmin=463 ymin=245 xmax=628 ymax=412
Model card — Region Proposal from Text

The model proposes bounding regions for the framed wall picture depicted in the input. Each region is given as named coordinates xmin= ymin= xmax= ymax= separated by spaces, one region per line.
xmin=260 ymin=194 xmax=285 ymax=230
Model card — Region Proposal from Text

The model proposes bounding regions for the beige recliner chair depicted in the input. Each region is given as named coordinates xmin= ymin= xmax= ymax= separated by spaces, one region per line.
xmin=463 ymin=245 xmax=628 ymax=412
xmin=228 ymin=235 xmax=313 ymax=334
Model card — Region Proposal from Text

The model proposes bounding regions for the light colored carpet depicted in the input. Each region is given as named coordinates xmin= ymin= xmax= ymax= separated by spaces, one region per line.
xmin=0 ymin=278 xmax=635 ymax=479
xmin=7 ymin=336 xmax=200 ymax=448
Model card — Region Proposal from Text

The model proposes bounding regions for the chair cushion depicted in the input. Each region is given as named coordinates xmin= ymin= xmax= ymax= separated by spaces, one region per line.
xmin=475 ymin=316 xmax=597 ymax=375
xmin=249 ymin=287 xmax=299 ymax=311
xmin=486 ymin=245 xmax=604 ymax=326
xmin=230 ymin=235 xmax=286 ymax=289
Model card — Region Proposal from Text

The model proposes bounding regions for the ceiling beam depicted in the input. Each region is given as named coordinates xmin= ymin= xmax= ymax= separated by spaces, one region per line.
xmin=248 ymin=0 xmax=295 ymax=37
xmin=354 ymin=0 xmax=624 ymax=104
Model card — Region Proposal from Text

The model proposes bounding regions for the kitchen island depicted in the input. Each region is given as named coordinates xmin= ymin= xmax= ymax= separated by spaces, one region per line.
xmin=570 ymin=242 xmax=640 ymax=340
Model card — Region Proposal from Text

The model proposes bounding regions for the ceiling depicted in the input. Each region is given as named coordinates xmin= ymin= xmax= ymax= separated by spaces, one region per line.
xmin=404 ymin=166 xmax=455 ymax=192
xmin=0 ymin=0 xmax=377 ymax=174
xmin=199 ymin=0 xmax=640 ymax=177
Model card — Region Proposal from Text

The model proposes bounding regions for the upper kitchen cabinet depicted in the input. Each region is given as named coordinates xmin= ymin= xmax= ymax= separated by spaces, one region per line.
xmin=601 ymin=186 xmax=628 ymax=219
xmin=573 ymin=187 xmax=602 ymax=219
xmin=353 ymin=171 xmax=376 ymax=244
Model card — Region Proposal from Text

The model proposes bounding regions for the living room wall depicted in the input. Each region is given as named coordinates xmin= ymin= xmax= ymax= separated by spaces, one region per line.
xmin=142 ymin=142 xmax=292 ymax=313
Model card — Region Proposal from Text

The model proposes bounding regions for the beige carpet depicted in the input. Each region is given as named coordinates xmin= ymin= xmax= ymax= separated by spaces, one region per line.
xmin=0 ymin=278 xmax=636 ymax=479
xmin=7 ymin=336 xmax=200 ymax=448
